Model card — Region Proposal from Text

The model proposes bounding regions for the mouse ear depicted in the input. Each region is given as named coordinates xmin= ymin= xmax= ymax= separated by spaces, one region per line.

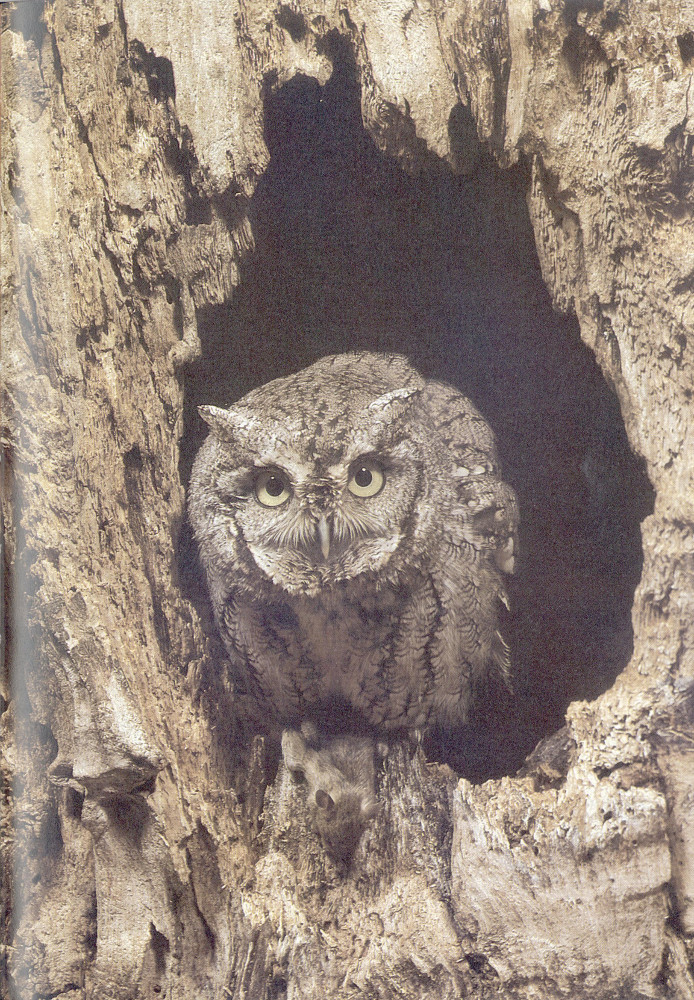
xmin=315 ymin=788 xmax=335 ymax=813
xmin=361 ymin=797 xmax=380 ymax=821
xmin=198 ymin=404 xmax=260 ymax=444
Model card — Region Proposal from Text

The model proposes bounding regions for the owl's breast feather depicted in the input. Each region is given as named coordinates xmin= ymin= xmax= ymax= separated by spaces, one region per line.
xmin=294 ymin=586 xmax=398 ymax=695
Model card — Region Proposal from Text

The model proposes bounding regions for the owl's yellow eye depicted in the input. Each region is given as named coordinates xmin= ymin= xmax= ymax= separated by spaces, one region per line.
xmin=255 ymin=469 xmax=291 ymax=507
xmin=348 ymin=458 xmax=385 ymax=498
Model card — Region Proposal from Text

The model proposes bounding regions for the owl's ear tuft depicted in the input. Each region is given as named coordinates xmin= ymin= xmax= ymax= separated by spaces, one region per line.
xmin=198 ymin=405 xmax=258 ymax=443
xmin=369 ymin=385 xmax=422 ymax=415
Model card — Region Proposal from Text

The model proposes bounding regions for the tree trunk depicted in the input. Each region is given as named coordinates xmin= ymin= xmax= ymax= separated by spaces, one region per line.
xmin=2 ymin=1 xmax=693 ymax=997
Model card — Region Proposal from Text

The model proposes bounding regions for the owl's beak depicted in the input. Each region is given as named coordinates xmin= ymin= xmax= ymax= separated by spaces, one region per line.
xmin=317 ymin=515 xmax=331 ymax=560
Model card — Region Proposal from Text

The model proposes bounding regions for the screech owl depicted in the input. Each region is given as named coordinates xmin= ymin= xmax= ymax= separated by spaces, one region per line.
xmin=188 ymin=351 xmax=518 ymax=736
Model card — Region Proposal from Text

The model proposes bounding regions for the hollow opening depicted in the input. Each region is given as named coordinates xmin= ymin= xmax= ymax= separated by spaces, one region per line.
xmin=179 ymin=41 xmax=653 ymax=779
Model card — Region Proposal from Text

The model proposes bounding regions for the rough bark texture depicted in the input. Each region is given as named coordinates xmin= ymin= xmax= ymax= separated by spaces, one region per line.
xmin=2 ymin=0 xmax=693 ymax=998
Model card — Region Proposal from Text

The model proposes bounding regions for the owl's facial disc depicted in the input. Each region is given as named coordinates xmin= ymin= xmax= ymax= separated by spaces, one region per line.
xmin=240 ymin=451 xmax=414 ymax=590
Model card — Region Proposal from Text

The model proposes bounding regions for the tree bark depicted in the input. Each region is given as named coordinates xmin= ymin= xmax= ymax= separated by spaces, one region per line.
xmin=2 ymin=1 xmax=693 ymax=998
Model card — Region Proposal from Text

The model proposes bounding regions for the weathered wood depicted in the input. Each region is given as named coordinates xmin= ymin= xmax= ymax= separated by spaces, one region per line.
xmin=2 ymin=0 xmax=693 ymax=997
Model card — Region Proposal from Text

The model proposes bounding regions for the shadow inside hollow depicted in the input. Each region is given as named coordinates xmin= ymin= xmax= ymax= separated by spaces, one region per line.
xmin=179 ymin=38 xmax=654 ymax=779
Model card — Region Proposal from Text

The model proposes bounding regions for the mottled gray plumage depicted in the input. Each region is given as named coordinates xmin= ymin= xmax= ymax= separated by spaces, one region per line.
xmin=188 ymin=352 xmax=517 ymax=735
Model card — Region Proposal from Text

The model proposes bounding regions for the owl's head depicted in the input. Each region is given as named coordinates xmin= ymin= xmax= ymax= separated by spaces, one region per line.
xmin=188 ymin=353 xmax=447 ymax=598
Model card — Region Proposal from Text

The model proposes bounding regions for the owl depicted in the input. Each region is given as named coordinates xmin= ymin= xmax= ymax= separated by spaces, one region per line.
xmin=188 ymin=352 xmax=517 ymax=736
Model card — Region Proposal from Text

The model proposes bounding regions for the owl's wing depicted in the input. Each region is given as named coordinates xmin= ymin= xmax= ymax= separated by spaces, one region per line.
xmin=455 ymin=474 xmax=518 ymax=576
xmin=422 ymin=379 xmax=499 ymax=468
xmin=423 ymin=380 xmax=518 ymax=576
xmin=420 ymin=380 xmax=519 ymax=693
